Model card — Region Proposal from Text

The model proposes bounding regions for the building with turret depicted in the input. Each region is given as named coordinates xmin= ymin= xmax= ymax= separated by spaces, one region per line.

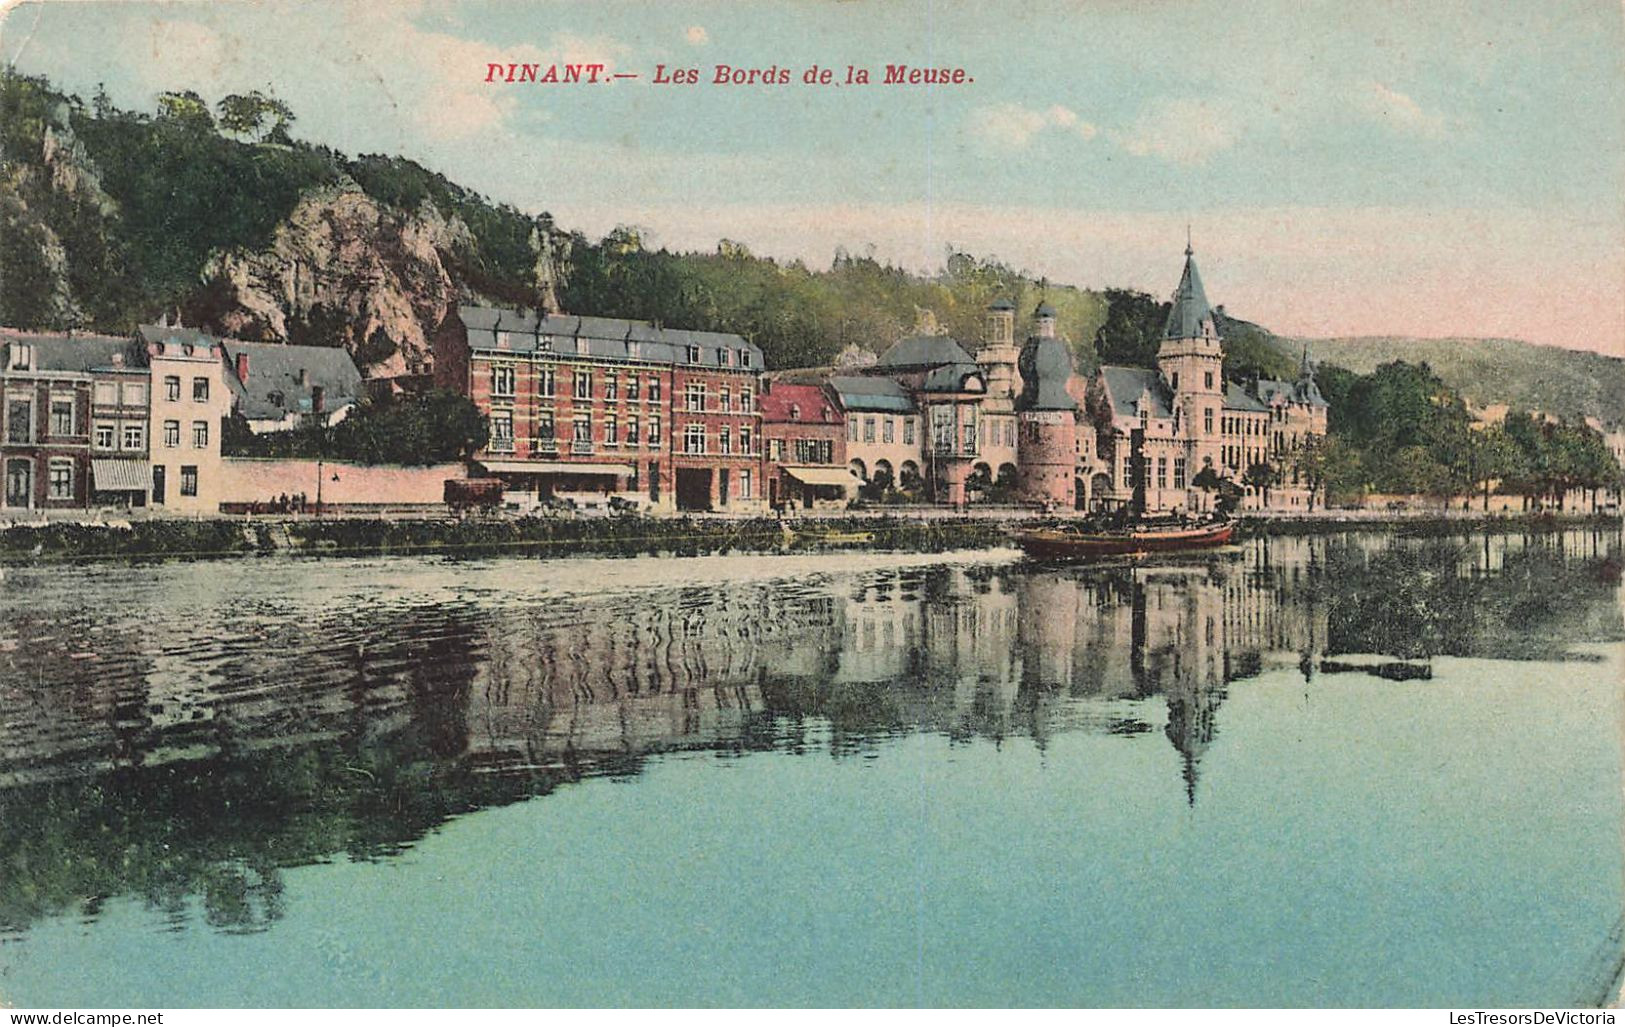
xmin=1015 ymin=302 xmax=1079 ymax=507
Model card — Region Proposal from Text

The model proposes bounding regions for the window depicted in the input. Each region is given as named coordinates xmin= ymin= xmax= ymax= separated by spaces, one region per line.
xmin=192 ymin=420 xmax=209 ymax=449
xmin=1157 ymin=456 xmax=1167 ymax=490
xmin=740 ymin=350 xmax=752 ymax=369
xmin=741 ymin=385 xmax=753 ymax=411
xmin=1204 ymin=371 xmax=1214 ymax=389
xmin=573 ymin=417 xmax=592 ymax=444
xmin=192 ymin=378 xmax=209 ymax=402
xmin=491 ymin=411 xmax=514 ymax=449
xmin=626 ymin=417 xmax=640 ymax=445
xmin=739 ymin=426 xmax=752 ymax=454
xmin=686 ymin=382 xmax=706 ymax=412
xmin=883 ymin=418 xmax=894 ymax=444
xmin=95 ymin=423 xmax=115 ymax=449
xmin=123 ymin=383 xmax=147 ymax=406
xmin=1171 ymin=372 xmax=1180 ymax=391
xmin=963 ymin=418 xmax=976 ymax=450
xmin=904 ymin=419 xmax=916 ymax=446
xmin=605 ymin=414 xmax=618 ymax=445
xmin=95 ymin=382 xmax=117 ymax=405
xmin=648 ymin=378 xmax=661 ymax=402
xmin=772 ymin=439 xmax=786 ymax=462
xmin=50 ymin=399 xmax=74 ymax=436
xmin=740 ymin=468 xmax=752 ymax=499
xmin=1204 ymin=407 xmax=1214 ymax=435
xmin=496 ymin=330 xmax=512 ymax=350
xmin=719 ymin=428 xmax=732 ymax=455
xmin=574 ymin=370 xmax=592 ymax=400
xmin=715 ymin=347 xmax=730 ymax=367
xmin=1174 ymin=457 xmax=1187 ymax=490
xmin=848 ymin=418 xmax=859 ymax=443
xmin=648 ymin=416 xmax=661 ymax=446
xmin=863 ymin=417 xmax=875 ymax=443
xmin=164 ymin=376 xmax=181 ymax=402
xmin=6 ymin=400 xmax=30 ymax=444
xmin=627 ymin=377 xmax=639 ymax=401
xmin=537 ymin=366 xmax=555 ymax=397
xmin=684 ymin=423 xmax=706 ymax=454
xmin=122 ymin=424 xmax=144 ymax=451
xmin=720 ymin=387 xmax=732 ymax=413
xmin=48 ymin=460 xmax=72 ymax=500
xmin=537 ymin=410 xmax=555 ymax=440
xmin=605 ymin=376 xmax=618 ymax=402
xmin=539 ymin=334 xmax=553 ymax=353
xmin=686 ymin=345 xmax=701 ymax=364
xmin=180 ymin=465 xmax=198 ymax=497
xmin=492 ymin=365 xmax=516 ymax=397
xmin=164 ymin=420 xmax=180 ymax=448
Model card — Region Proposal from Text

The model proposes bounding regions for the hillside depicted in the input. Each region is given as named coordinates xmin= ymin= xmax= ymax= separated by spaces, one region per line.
xmin=1278 ymin=335 xmax=1625 ymax=425
xmin=0 ymin=71 xmax=1110 ymax=375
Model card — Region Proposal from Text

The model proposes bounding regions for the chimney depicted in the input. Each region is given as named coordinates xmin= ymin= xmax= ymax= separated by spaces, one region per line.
xmin=312 ymin=384 xmax=325 ymax=414
xmin=296 ymin=367 xmax=309 ymax=387
xmin=236 ymin=352 xmax=249 ymax=382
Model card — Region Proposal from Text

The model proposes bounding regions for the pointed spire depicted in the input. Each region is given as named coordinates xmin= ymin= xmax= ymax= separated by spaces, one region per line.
xmin=1162 ymin=240 xmax=1213 ymax=340
xmin=1299 ymin=344 xmax=1312 ymax=378
xmin=1185 ymin=223 xmax=1193 ymax=257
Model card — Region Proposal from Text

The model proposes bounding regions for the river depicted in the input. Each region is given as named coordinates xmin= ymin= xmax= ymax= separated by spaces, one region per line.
xmin=0 ymin=527 xmax=1620 ymax=1007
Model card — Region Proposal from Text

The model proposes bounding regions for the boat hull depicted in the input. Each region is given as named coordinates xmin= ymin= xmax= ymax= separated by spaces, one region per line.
xmin=1016 ymin=520 xmax=1236 ymax=559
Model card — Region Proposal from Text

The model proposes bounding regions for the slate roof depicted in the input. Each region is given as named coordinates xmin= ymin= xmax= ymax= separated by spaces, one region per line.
xmin=219 ymin=339 xmax=363 ymax=421
xmin=1163 ymin=247 xmax=1216 ymax=340
xmin=761 ymin=382 xmax=840 ymax=423
xmin=1223 ymin=382 xmax=1269 ymax=413
xmin=1098 ymin=365 xmax=1173 ymax=418
xmin=1254 ymin=376 xmax=1329 ymax=409
xmin=457 ymin=305 xmax=763 ymax=370
xmin=875 ymin=334 xmax=976 ymax=369
xmin=3 ymin=331 xmax=143 ymax=374
xmin=827 ymin=375 xmax=916 ymax=414
xmin=1016 ymin=337 xmax=1079 ymax=412
xmin=135 ymin=324 xmax=219 ymax=354
xmin=921 ymin=362 xmax=986 ymax=393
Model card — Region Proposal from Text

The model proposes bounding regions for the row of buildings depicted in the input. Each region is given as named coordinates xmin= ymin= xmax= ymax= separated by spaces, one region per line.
xmin=0 ymin=322 xmax=362 ymax=514
xmin=433 ymin=244 xmax=1331 ymax=515
xmin=2 ymin=245 xmax=1332 ymax=516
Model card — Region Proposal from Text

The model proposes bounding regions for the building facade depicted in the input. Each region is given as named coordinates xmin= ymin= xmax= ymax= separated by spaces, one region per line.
xmin=760 ymin=381 xmax=853 ymax=511
xmin=434 ymin=305 xmax=767 ymax=513
xmin=1 ymin=331 xmax=152 ymax=511
xmin=143 ymin=326 xmax=232 ymax=515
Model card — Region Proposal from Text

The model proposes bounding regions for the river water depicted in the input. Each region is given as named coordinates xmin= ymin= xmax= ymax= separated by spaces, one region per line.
xmin=0 ymin=527 xmax=1621 ymax=1007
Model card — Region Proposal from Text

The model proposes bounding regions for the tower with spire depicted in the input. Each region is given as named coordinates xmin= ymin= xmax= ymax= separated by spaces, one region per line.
xmin=1157 ymin=240 xmax=1225 ymax=482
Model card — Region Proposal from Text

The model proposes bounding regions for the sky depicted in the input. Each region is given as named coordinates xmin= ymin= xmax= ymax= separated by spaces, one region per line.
xmin=2 ymin=0 xmax=1623 ymax=355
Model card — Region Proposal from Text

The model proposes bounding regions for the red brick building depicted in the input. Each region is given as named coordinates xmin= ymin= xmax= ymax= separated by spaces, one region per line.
xmin=759 ymin=381 xmax=853 ymax=512
xmin=434 ymin=305 xmax=766 ymax=513
xmin=2 ymin=331 xmax=152 ymax=511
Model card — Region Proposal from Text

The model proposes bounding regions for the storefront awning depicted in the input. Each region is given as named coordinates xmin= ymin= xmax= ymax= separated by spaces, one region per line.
xmin=478 ymin=460 xmax=635 ymax=477
xmin=91 ymin=459 xmax=151 ymax=492
xmin=783 ymin=466 xmax=861 ymax=488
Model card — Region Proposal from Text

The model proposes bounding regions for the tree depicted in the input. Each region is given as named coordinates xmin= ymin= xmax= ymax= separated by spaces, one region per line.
xmin=1242 ymin=462 xmax=1278 ymax=507
xmin=216 ymin=91 xmax=295 ymax=144
xmin=155 ymin=90 xmax=214 ymax=131
xmin=1465 ymin=426 xmax=1522 ymax=511
xmin=1093 ymin=289 xmax=1168 ymax=369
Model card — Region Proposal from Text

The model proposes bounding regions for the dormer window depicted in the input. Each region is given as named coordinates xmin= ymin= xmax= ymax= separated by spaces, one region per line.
xmin=497 ymin=331 xmax=512 ymax=350
xmin=9 ymin=343 xmax=30 ymax=370
xmin=790 ymin=404 xmax=801 ymax=420
xmin=716 ymin=347 xmax=730 ymax=367
xmin=540 ymin=334 xmax=553 ymax=352
xmin=740 ymin=350 xmax=752 ymax=368
xmin=686 ymin=345 xmax=701 ymax=363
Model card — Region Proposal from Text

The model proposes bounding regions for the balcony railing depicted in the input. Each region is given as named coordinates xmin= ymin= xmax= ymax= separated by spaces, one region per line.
xmin=571 ymin=439 xmax=594 ymax=455
xmin=488 ymin=438 xmax=516 ymax=454
xmin=533 ymin=438 xmax=559 ymax=455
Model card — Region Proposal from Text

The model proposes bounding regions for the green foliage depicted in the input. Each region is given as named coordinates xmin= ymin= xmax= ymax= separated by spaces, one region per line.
xmin=1093 ymin=288 xmax=1168 ymax=368
xmin=224 ymin=390 xmax=489 ymax=464
xmin=216 ymin=91 xmax=294 ymax=143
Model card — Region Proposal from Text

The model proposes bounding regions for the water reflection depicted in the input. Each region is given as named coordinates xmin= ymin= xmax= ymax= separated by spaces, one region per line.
xmin=0 ymin=527 xmax=1618 ymax=938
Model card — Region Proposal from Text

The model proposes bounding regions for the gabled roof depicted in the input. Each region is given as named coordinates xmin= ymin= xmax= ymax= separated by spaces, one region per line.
xmin=1254 ymin=376 xmax=1329 ymax=409
xmin=761 ymin=382 xmax=840 ymax=423
xmin=1163 ymin=246 xmax=1215 ymax=340
xmin=827 ymin=375 xmax=916 ymax=414
xmin=875 ymin=334 xmax=975 ymax=369
xmin=921 ymin=362 xmax=986 ymax=394
xmin=456 ymin=305 xmax=763 ymax=370
xmin=219 ymin=339 xmax=363 ymax=421
xmin=3 ymin=331 xmax=143 ymax=374
xmin=1098 ymin=365 xmax=1173 ymax=418
xmin=1223 ymin=382 xmax=1269 ymax=413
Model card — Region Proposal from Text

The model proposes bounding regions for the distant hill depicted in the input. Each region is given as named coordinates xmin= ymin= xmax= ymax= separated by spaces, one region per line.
xmin=1275 ymin=335 xmax=1625 ymax=426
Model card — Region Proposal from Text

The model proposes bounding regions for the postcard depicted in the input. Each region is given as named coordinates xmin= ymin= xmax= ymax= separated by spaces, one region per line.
xmin=0 ymin=0 xmax=1622 ymax=1013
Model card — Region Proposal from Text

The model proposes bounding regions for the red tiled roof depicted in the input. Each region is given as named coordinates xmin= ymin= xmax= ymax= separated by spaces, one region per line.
xmin=761 ymin=382 xmax=839 ymax=423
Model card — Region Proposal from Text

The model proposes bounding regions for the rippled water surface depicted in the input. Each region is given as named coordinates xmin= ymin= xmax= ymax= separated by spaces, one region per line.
xmin=0 ymin=529 xmax=1621 ymax=1007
